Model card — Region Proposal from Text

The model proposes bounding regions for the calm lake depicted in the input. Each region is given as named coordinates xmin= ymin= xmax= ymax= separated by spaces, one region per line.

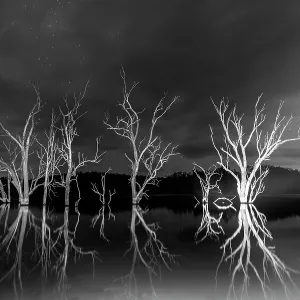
xmin=1 ymin=195 xmax=300 ymax=300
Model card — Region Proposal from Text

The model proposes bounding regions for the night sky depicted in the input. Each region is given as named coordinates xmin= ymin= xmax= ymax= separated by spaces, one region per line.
xmin=1 ymin=0 xmax=300 ymax=175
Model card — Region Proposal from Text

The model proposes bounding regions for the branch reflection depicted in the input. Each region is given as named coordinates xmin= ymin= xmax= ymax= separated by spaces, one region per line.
xmin=216 ymin=203 xmax=299 ymax=299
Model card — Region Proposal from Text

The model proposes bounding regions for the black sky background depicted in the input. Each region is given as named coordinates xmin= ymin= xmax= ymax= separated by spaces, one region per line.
xmin=1 ymin=0 xmax=300 ymax=175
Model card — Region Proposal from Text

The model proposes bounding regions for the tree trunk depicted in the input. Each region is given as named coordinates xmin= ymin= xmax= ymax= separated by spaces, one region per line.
xmin=43 ymin=168 xmax=49 ymax=206
xmin=43 ymin=184 xmax=48 ymax=206
xmin=65 ymin=171 xmax=71 ymax=206
xmin=131 ymin=175 xmax=138 ymax=205
xmin=22 ymin=154 xmax=29 ymax=206
xmin=20 ymin=196 xmax=29 ymax=206
xmin=0 ymin=178 xmax=7 ymax=201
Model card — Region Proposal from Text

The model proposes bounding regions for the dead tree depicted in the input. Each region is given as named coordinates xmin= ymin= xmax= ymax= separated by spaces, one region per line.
xmin=91 ymin=168 xmax=116 ymax=242
xmin=210 ymin=96 xmax=300 ymax=298
xmin=36 ymin=110 xmax=63 ymax=206
xmin=104 ymin=68 xmax=179 ymax=205
xmin=56 ymin=80 xmax=104 ymax=206
xmin=210 ymin=95 xmax=300 ymax=204
xmin=0 ymin=87 xmax=44 ymax=205
xmin=193 ymin=164 xmax=236 ymax=242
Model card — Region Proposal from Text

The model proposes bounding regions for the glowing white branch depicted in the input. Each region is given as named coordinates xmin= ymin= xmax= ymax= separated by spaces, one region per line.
xmin=104 ymin=67 xmax=179 ymax=204
xmin=91 ymin=168 xmax=116 ymax=241
xmin=0 ymin=85 xmax=42 ymax=205
xmin=210 ymin=96 xmax=300 ymax=203
xmin=56 ymin=79 xmax=105 ymax=206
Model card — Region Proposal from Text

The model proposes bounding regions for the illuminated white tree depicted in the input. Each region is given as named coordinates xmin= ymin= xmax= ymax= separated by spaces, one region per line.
xmin=193 ymin=163 xmax=236 ymax=242
xmin=210 ymin=96 xmax=300 ymax=299
xmin=36 ymin=110 xmax=63 ymax=206
xmin=104 ymin=68 xmax=179 ymax=205
xmin=210 ymin=96 xmax=300 ymax=204
xmin=56 ymin=80 xmax=104 ymax=206
xmin=0 ymin=87 xmax=44 ymax=205
xmin=91 ymin=168 xmax=116 ymax=242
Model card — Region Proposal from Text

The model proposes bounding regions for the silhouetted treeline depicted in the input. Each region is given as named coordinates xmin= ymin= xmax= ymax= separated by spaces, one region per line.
xmin=1 ymin=165 xmax=300 ymax=209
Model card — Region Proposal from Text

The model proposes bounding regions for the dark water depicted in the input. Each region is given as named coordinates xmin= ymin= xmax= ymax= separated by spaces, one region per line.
xmin=1 ymin=195 xmax=300 ymax=300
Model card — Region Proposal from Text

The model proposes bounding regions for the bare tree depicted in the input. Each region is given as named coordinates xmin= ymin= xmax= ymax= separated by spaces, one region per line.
xmin=104 ymin=68 xmax=179 ymax=205
xmin=193 ymin=164 xmax=236 ymax=242
xmin=0 ymin=87 xmax=44 ymax=205
xmin=56 ymin=80 xmax=104 ymax=206
xmin=91 ymin=168 xmax=116 ymax=242
xmin=210 ymin=97 xmax=300 ymax=298
xmin=36 ymin=110 xmax=63 ymax=206
xmin=210 ymin=96 xmax=300 ymax=204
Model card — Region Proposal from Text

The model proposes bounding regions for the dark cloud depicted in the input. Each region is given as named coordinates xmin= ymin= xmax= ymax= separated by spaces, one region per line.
xmin=177 ymin=143 xmax=214 ymax=160
xmin=1 ymin=0 xmax=300 ymax=173
xmin=271 ymin=145 xmax=300 ymax=159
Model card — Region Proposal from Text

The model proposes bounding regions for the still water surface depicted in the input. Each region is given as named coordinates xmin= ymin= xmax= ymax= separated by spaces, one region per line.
xmin=1 ymin=196 xmax=300 ymax=300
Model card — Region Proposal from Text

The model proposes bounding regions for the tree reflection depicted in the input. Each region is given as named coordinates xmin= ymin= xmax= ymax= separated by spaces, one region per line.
xmin=0 ymin=205 xmax=30 ymax=299
xmin=216 ymin=203 xmax=299 ymax=299
xmin=91 ymin=168 xmax=116 ymax=242
xmin=0 ymin=204 xmax=10 ymax=234
xmin=193 ymin=163 xmax=236 ymax=242
xmin=117 ymin=204 xmax=176 ymax=300
xmin=30 ymin=206 xmax=59 ymax=282
xmin=52 ymin=206 xmax=99 ymax=297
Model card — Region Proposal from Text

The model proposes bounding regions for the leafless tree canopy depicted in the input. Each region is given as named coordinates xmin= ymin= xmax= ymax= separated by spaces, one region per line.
xmin=0 ymin=85 xmax=44 ymax=205
xmin=104 ymin=67 xmax=179 ymax=204
xmin=210 ymin=96 xmax=300 ymax=203
xmin=55 ymin=79 xmax=104 ymax=206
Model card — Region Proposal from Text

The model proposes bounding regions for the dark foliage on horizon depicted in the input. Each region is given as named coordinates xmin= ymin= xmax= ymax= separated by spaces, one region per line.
xmin=1 ymin=164 xmax=300 ymax=206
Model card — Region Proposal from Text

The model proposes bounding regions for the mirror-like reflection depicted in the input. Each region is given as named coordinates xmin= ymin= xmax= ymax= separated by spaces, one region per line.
xmin=0 ymin=205 xmax=29 ymax=299
xmin=52 ymin=206 xmax=99 ymax=296
xmin=215 ymin=203 xmax=300 ymax=300
xmin=90 ymin=168 xmax=116 ymax=242
xmin=0 ymin=197 xmax=300 ymax=300
xmin=193 ymin=163 xmax=236 ymax=241
xmin=117 ymin=204 xmax=176 ymax=300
